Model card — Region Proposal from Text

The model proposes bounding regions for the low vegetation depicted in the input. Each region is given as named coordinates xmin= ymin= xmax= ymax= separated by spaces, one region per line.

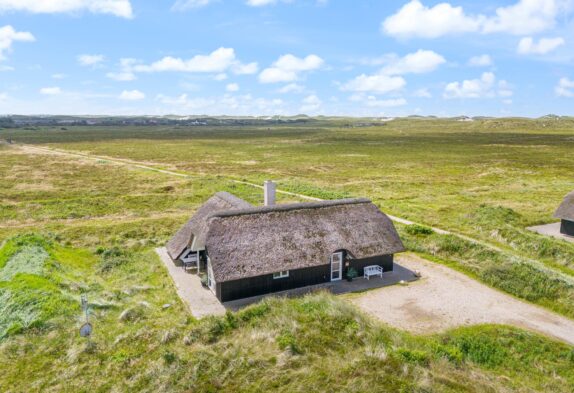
xmin=1 ymin=119 xmax=574 ymax=391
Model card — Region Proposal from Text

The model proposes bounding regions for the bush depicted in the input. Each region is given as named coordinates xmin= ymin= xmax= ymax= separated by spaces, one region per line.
xmin=276 ymin=331 xmax=301 ymax=354
xmin=98 ymin=247 xmax=130 ymax=272
xmin=405 ymin=224 xmax=434 ymax=236
xmin=396 ymin=348 xmax=430 ymax=366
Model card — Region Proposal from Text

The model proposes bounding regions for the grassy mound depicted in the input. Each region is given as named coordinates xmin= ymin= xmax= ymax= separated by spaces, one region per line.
xmin=0 ymin=235 xmax=572 ymax=392
xmin=0 ymin=235 xmax=80 ymax=339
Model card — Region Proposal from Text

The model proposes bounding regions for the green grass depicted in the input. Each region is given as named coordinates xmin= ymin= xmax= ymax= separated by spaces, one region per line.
xmin=1 ymin=119 xmax=574 ymax=391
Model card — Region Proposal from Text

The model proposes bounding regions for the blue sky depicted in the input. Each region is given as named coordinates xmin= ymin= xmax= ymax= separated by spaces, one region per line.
xmin=0 ymin=0 xmax=573 ymax=117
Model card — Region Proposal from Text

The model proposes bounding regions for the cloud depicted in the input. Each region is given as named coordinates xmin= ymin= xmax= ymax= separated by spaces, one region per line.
xmin=156 ymin=92 xmax=285 ymax=115
xmin=40 ymin=87 xmax=62 ymax=95
xmin=106 ymin=58 xmax=137 ymax=81
xmin=0 ymin=0 xmax=133 ymax=18
xmin=300 ymin=94 xmax=322 ymax=112
xmin=381 ymin=50 xmax=445 ymax=75
xmin=555 ymin=77 xmax=574 ymax=97
xmin=342 ymin=74 xmax=406 ymax=94
xmin=226 ymin=83 xmax=239 ymax=92
xmin=413 ymin=88 xmax=432 ymax=98
xmin=119 ymin=89 xmax=145 ymax=100
xmin=172 ymin=0 xmax=214 ymax=11
xmin=259 ymin=54 xmax=324 ymax=83
xmin=0 ymin=25 xmax=35 ymax=61
xmin=246 ymin=0 xmax=278 ymax=6
xmin=277 ymin=83 xmax=305 ymax=93
xmin=443 ymin=72 xmax=512 ymax=99
xmin=382 ymin=0 xmax=568 ymax=39
xmin=132 ymin=47 xmax=257 ymax=76
xmin=468 ymin=54 xmax=493 ymax=67
xmin=77 ymin=54 xmax=105 ymax=66
xmin=382 ymin=0 xmax=481 ymax=38
xmin=517 ymin=36 xmax=565 ymax=54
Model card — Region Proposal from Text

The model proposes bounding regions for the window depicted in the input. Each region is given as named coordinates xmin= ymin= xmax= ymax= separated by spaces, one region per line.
xmin=273 ymin=270 xmax=289 ymax=279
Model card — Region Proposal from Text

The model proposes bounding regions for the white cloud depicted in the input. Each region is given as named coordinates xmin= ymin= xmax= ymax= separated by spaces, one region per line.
xmin=555 ymin=77 xmax=574 ymax=97
xmin=300 ymin=94 xmax=322 ymax=112
xmin=382 ymin=0 xmax=481 ymax=38
xmin=0 ymin=0 xmax=133 ymax=18
xmin=365 ymin=97 xmax=407 ymax=107
xmin=382 ymin=0 xmax=568 ymax=39
xmin=214 ymin=73 xmax=228 ymax=81
xmin=413 ymin=88 xmax=432 ymax=98
xmin=226 ymin=83 xmax=239 ymax=92
xmin=443 ymin=72 xmax=512 ymax=99
xmin=0 ymin=25 xmax=35 ymax=61
xmin=259 ymin=54 xmax=324 ymax=83
xmin=119 ymin=89 xmax=145 ymax=100
xmin=132 ymin=47 xmax=256 ymax=76
xmin=517 ymin=36 xmax=565 ymax=54
xmin=381 ymin=50 xmax=445 ymax=75
xmin=40 ymin=87 xmax=62 ymax=95
xmin=106 ymin=58 xmax=137 ymax=81
xmin=107 ymin=71 xmax=136 ymax=81
xmin=156 ymin=93 xmax=285 ymax=115
xmin=232 ymin=61 xmax=258 ymax=75
xmin=172 ymin=0 xmax=214 ymax=11
xmin=481 ymin=0 xmax=564 ymax=35
xmin=77 ymin=54 xmax=105 ymax=66
xmin=246 ymin=0 xmax=278 ymax=6
xmin=278 ymin=83 xmax=305 ymax=93
xmin=342 ymin=74 xmax=406 ymax=94
xmin=51 ymin=73 xmax=67 ymax=79
xmin=468 ymin=54 xmax=493 ymax=67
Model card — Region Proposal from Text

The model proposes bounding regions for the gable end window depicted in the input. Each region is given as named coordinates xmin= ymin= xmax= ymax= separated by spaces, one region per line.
xmin=273 ymin=270 xmax=289 ymax=279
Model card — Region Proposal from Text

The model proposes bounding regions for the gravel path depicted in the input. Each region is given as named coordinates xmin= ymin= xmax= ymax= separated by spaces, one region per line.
xmin=351 ymin=254 xmax=574 ymax=345
xmin=155 ymin=247 xmax=225 ymax=318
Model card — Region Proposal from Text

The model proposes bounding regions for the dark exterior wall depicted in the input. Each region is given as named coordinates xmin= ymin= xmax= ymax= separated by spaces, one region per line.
xmin=561 ymin=219 xmax=574 ymax=236
xmin=216 ymin=253 xmax=395 ymax=302
xmin=346 ymin=254 xmax=393 ymax=277
xmin=218 ymin=263 xmax=331 ymax=302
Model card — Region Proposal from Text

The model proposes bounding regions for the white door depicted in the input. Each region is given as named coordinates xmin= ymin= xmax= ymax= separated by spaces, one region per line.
xmin=207 ymin=258 xmax=216 ymax=293
xmin=330 ymin=252 xmax=343 ymax=281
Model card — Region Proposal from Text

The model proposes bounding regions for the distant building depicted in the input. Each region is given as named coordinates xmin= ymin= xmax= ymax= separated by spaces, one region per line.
xmin=554 ymin=191 xmax=574 ymax=236
xmin=166 ymin=182 xmax=405 ymax=302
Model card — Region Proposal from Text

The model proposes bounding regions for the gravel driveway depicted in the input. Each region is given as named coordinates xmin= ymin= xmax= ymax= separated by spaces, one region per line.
xmin=351 ymin=254 xmax=574 ymax=345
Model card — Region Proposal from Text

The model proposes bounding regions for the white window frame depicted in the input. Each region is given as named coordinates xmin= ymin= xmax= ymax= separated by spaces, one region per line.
xmin=330 ymin=252 xmax=343 ymax=281
xmin=273 ymin=270 xmax=289 ymax=279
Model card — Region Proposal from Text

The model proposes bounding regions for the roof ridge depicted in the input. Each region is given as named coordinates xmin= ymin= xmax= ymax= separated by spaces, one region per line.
xmin=209 ymin=197 xmax=371 ymax=219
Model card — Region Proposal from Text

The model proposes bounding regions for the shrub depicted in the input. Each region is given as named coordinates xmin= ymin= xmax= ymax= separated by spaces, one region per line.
xmin=276 ymin=331 xmax=301 ymax=354
xmin=396 ymin=348 xmax=430 ymax=366
xmin=405 ymin=224 xmax=434 ymax=236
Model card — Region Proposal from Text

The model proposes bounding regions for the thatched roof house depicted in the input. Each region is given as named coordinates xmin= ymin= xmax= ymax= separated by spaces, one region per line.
xmin=167 ymin=184 xmax=405 ymax=302
xmin=555 ymin=191 xmax=574 ymax=236
xmin=206 ymin=198 xmax=404 ymax=283
xmin=166 ymin=192 xmax=251 ymax=260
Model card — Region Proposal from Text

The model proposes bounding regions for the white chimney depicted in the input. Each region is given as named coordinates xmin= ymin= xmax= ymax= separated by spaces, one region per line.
xmin=264 ymin=180 xmax=276 ymax=206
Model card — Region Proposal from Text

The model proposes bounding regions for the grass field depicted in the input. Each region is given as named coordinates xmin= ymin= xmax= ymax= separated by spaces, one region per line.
xmin=1 ymin=118 xmax=574 ymax=392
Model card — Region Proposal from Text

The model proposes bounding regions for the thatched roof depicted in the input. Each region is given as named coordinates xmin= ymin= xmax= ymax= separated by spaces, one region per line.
xmin=166 ymin=192 xmax=252 ymax=259
xmin=555 ymin=191 xmax=574 ymax=221
xmin=205 ymin=198 xmax=405 ymax=283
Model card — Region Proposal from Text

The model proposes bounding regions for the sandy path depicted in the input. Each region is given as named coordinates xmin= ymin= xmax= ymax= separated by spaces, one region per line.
xmin=351 ymin=254 xmax=574 ymax=345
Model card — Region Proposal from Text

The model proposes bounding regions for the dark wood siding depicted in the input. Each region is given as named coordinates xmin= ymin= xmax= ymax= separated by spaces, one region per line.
xmin=216 ymin=253 xmax=395 ymax=302
xmin=347 ymin=254 xmax=393 ymax=277
xmin=218 ymin=264 xmax=331 ymax=302
xmin=561 ymin=219 xmax=574 ymax=236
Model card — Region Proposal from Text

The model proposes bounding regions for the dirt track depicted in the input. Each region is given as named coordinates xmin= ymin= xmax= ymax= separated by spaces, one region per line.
xmin=351 ymin=254 xmax=574 ymax=345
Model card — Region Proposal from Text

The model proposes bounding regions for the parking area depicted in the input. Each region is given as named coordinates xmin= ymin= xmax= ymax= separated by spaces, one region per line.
xmin=350 ymin=254 xmax=574 ymax=345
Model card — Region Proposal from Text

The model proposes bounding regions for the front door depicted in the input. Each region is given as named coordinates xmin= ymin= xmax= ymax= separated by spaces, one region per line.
xmin=207 ymin=257 xmax=216 ymax=293
xmin=330 ymin=252 xmax=343 ymax=281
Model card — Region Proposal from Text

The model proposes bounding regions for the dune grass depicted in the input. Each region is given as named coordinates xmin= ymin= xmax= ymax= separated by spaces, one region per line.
xmin=1 ymin=119 xmax=574 ymax=391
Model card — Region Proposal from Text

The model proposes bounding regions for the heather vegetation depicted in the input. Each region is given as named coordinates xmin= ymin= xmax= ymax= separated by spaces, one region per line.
xmin=1 ymin=118 xmax=573 ymax=391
